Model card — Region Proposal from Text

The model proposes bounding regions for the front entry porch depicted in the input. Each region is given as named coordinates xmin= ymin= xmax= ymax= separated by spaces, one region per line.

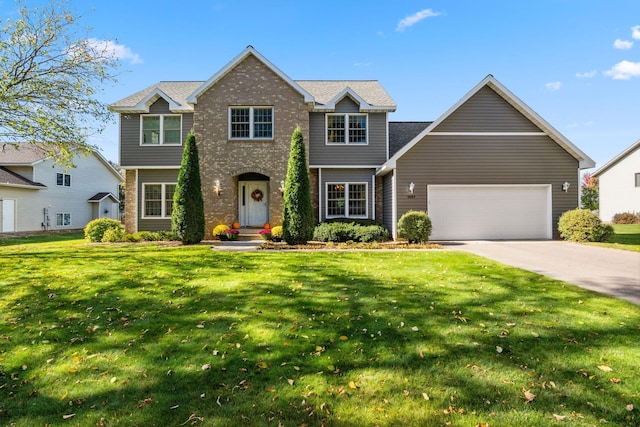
xmin=237 ymin=173 xmax=270 ymax=228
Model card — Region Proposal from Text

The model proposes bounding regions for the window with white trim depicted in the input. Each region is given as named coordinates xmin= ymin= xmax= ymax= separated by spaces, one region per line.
xmin=229 ymin=107 xmax=273 ymax=139
xmin=141 ymin=115 xmax=182 ymax=145
xmin=56 ymin=173 xmax=71 ymax=187
xmin=635 ymin=173 xmax=640 ymax=187
xmin=143 ymin=183 xmax=176 ymax=218
xmin=326 ymin=114 xmax=367 ymax=144
xmin=56 ymin=212 xmax=71 ymax=227
xmin=325 ymin=182 xmax=368 ymax=218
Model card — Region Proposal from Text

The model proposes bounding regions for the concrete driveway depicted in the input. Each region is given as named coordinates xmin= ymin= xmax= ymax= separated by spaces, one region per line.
xmin=448 ymin=240 xmax=640 ymax=305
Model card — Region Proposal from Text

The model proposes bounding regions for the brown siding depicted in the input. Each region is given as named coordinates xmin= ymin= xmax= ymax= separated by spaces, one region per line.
xmin=434 ymin=86 xmax=542 ymax=133
xmin=194 ymin=54 xmax=309 ymax=236
xmin=382 ymin=172 xmax=394 ymax=232
xmin=137 ymin=169 xmax=179 ymax=232
xmin=396 ymin=135 xmax=578 ymax=237
xmin=119 ymin=99 xmax=192 ymax=167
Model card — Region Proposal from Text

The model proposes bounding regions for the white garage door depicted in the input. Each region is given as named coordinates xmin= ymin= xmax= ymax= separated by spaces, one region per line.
xmin=428 ymin=185 xmax=552 ymax=240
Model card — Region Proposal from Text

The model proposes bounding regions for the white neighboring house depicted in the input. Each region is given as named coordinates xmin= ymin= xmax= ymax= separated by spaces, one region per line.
xmin=592 ymin=139 xmax=640 ymax=222
xmin=0 ymin=143 xmax=123 ymax=233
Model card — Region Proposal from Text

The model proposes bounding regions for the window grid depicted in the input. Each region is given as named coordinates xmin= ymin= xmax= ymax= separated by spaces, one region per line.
xmin=141 ymin=115 xmax=181 ymax=145
xmin=56 ymin=173 xmax=71 ymax=187
xmin=229 ymin=107 xmax=273 ymax=139
xmin=56 ymin=212 xmax=71 ymax=227
xmin=325 ymin=182 xmax=368 ymax=218
xmin=326 ymin=114 xmax=367 ymax=144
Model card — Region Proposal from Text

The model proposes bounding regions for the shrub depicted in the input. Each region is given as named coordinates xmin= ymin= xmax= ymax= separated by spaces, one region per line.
xmin=84 ymin=218 xmax=123 ymax=242
xmin=123 ymin=233 xmax=142 ymax=243
xmin=270 ymin=226 xmax=283 ymax=242
xmin=172 ymin=131 xmax=205 ymax=244
xmin=612 ymin=212 xmax=640 ymax=224
xmin=313 ymin=221 xmax=390 ymax=243
xmin=397 ymin=211 xmax=432 ymax=243
xmin=101 ymin=227 xmax=125 ymax=243
xmin=558 ymin=209 xmax=614 ymax=242
xmin=213 ymin=224 xmax=230 ymax=239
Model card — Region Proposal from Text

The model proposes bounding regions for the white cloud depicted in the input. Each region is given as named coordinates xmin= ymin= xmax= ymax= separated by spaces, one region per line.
xmin=604 ymin=60 xmax=640 ymax=79
xmin=545 ymin=81 xmax=562 ymax=91
xmin=613 ymin=38 xmax=634 ymax=50
xmin=632 ymin=25 xmax=640 ymax=40
xmin=396 ymin=9 xmax=441 ymax=32
xmin=576 ymin=70 xmax=597 ymax=79
xmin=86 ymin=38 xmax=143 ymax=64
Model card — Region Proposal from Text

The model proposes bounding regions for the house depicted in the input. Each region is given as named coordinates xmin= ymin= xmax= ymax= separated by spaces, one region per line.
xmin=109 ymin=46 xmax=595 ymax=240
xmin=592 ymin=139 xmax=640 ymax=222
xmin=0 ymin=144 xmax=123 ymax=233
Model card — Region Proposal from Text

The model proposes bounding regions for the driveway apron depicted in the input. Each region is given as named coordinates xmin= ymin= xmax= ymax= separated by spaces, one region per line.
xmin=451 ymin=240 xmax=640 ymax=305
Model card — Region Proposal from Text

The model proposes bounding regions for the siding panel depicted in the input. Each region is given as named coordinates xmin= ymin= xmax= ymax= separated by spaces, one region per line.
xmin=320 ymin=168 xmax=376 ymax=220
xmin=382 ymin=172 xmax=394 ymax=233
xmin=396 ymin=135 xmax=578 ymax=237
xmin=137 ymin=169 xmax=179 ymax=232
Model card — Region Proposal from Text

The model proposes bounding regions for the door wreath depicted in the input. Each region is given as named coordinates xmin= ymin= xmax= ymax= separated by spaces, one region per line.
xmin=251 ymin=189 xmax=264 ymax=202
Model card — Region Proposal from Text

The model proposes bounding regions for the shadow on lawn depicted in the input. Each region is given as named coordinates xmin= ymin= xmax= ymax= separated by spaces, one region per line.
xmin=1 ymin=248 xmax=638 ymax=425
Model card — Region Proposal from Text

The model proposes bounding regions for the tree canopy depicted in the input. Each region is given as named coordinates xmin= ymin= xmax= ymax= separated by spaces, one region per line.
xmin=0 ymin=0 xmax=120 ymax=165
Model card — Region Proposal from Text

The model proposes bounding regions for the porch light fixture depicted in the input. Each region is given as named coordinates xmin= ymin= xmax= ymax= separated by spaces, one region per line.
xmin=214 ymin=179 xmax=221 ymax=196
xmin=408 ymin=182 xmax=415 ymax=195
xmin=562 ymin=181 xmax=570 ymax=192
xmin=278 ymin=180 xmax=285 ymax=196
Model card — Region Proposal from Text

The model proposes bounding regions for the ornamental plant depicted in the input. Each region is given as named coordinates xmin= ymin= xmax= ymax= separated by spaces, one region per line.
xmin=213 ymin=224 xmax=230 ymax=240
xmin=270 ymin=226 xmax=283 ymax=242
xmin=258 ymin=228 xmax=272 ymax=240
xmin=172 ymin=132 xmax=205 ymax=244
xmin=84 ymin=218 xmax=123 ymax=242
xmin=225 ymin=229 xmax=240 ymax=240
xmin=397 ymin=210 xmax=432 ymax=243
xmin=558 ymin=209 xmax=614 ymax=242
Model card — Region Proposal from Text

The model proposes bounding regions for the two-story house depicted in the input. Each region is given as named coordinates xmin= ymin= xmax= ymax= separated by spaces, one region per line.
xmin=110 ymin=46 xmax=595 ymax=240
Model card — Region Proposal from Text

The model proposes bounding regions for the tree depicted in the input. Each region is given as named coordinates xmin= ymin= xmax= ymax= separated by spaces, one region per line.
xmin=283 ymin=126 xmax=315 ymax=245
xmin=172 ymin=132 xmax=204 ymax=244
xmin=581 ymin=172 xmax=599 ymax=211
xmin=0 ymin=0 xmax=120 ymax=165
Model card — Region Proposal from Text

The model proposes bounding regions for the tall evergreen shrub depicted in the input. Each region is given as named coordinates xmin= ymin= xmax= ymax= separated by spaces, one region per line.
xmin=283 ymin=126 xmax=315 ymax=244
xmin=172 ymin=132 xmax=205 ymax=244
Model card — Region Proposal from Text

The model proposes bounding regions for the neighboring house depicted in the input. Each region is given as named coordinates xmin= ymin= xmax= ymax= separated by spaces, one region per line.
xmin=0 ymin=144 xmax=123 ymax=233
xmin=109 ymin=46 xmax=595 ymax=240
xmin=592 ymin=139 xmax=640 ymax=222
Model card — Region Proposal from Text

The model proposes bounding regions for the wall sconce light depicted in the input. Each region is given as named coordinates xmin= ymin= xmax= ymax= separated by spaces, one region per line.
xmin=278 ymin=180 xmax=285 ymax=196
xmin=214 ymin=179 xmax=221 ymax=196
xmin=408 ymin=182 xmax=415 ymax=195
xmin=562 ymin=181 xmax=570 ymax=192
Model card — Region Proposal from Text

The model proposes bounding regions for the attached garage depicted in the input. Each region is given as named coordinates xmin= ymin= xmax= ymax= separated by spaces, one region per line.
xmin=427 ymin=185 xmax=552 ymax=240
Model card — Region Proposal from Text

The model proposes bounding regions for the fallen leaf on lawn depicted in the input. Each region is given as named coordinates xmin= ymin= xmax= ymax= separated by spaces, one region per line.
xmin=256 ymin=360 xmax=268 ymax=369
xmin=597 ymin=365 xmax=613 ymax=372
xmin=62 ymin=414 xmax=75 ymax=420
xmin=553 ymin=413 xmax=566 ymax=421
xmin=201 ymin=364 xmax=211 ymax=370
xmin=375 ymin=406 xmax=384 ymax=411
xmin=523 ymin=389 xmax=536 ymax=403
xmin=339 ymin=335 xmax=348 ymax=341
xmin=348 ymin=381 xmax=358 ymax=389
xmin=411 ymin=326 xmax=419 ymax=331
xmin=422 ymin=392 xmax=430 ymax=401
xmin=110 ymin=377 xmax=117 ymax=383
xmin=626 ymin=404 xmax=634 ymax=411
xmin=531 ymin=332 xmax=539 ymax=338
xmin=496 ymin=346 xmax=503 ymax=354
xmin=476 ymin=423 xmax=489 ymax=427
xmin=60 ymin=392 xmax=68 ymax=401
xmin=610 ymin=378 xmax=621 ymax=383
xmin=287 ymin=378 xmax=294 ymax=386
xmin=267 ymin=387 xmax=276 ymax=393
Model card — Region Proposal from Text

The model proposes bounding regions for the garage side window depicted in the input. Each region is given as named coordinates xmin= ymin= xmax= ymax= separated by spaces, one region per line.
xmin=325 ymin=182 xmax=368 ymax=218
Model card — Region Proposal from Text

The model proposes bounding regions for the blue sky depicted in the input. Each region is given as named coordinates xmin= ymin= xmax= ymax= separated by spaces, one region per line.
xmin=3 ymin=1 xmax=640 ymax=169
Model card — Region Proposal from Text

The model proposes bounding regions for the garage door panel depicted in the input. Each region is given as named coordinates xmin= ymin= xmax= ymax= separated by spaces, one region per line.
xmin=428 ymin=185 xmax=551 ymax=240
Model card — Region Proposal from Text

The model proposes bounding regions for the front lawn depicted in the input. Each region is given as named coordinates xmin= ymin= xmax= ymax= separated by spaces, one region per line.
xmin=589 ymin=224 xmax=640 ymax=252
xmin=0 ymin=237 xmax=638 ymax=426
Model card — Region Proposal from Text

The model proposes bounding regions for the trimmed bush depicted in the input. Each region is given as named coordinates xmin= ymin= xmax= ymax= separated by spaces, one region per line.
xmin=172 ymin=131 xmax=205 ymax=244
xmin=270 ymin=226 xmax=283 ymax=242
xmin=612 ymin=212 xmax=640 ymax=224
xmin=84 ymin=218 xmax=123 ymax=242
xmin=397 ymin=210 xmax=432 ymax=243
xmin=558 ymin=209 xmax=614 ymax=242
xmin=313 ymin=221 xmax=390 ymax=243
xmin=101 ymin=227 xmax=125 ymax=243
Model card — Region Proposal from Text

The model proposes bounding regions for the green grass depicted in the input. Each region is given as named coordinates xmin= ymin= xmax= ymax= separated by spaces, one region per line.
xmin=589 ymin=224 xmax=640 ymax=252
xmin=0 ymin=236 xmax=638 ymax=426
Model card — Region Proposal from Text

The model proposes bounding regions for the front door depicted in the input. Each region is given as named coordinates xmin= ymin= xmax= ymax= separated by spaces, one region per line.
xmin=2 ymin=199 xmax=16 ymax=232
xmin=238 ymin=181 xmax=269 ymax=227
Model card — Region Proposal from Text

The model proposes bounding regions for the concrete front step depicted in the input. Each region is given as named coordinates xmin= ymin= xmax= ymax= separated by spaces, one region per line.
xmin=236 ymin=228 xmax=266 ymax=241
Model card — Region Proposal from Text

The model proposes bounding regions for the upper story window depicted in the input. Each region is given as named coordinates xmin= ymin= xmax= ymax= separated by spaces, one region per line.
xmin=56 ymin=173 xmax=71 ymax=187
xmin=635 ymin=172 xmax=640 ymax=187
xmin=229 ymin=107 xmax=273 ymax=140
xmin=143 ymin=183 xmax=176 ymax=218
xmin=141 ymin=115 xmax=182 ymax=145
xmin=326 ymin=114 xmax=368 ymax=145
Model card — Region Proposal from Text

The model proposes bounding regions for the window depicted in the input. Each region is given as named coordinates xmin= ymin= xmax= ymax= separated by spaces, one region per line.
xmin=326 ymin=182 xmax=368 ymax=218
xmin=229 ymin=107 xmax=273 ymax=139
xmin=326 ymin=114 xmax=367 ymax=144
xmin=56 ymin=212 xmax=71 ymax=227
xmin=636 ymin=173 xmax=640 ymax=187
xmin=143 ymin=183 xmax=176 ymax=218
xmin=56 ymin=173 xmax=71 ymax=187
xmin=141 ymin=115 xmax=182 ymax=145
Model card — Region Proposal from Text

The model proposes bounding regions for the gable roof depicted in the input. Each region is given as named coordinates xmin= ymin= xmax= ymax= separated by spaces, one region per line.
xmin=0 ymin=143 xmax=124 ymax=182
xmin=380 ymin=75 xmax=596 ymax=173
xmin=88 ymin=192 xmax=119 ymax=203
xmin=0 ymin=166 xmax=46 ymax=189
xmin=108 ymin=81 xmax=203 ymax=113
xmin=592 ymin=139 xmax=640 ymax=177
xmin=296 ymin=81 xmax=396 ymax=112
xmin=187 ymin=46 xmax=314 ymax=105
